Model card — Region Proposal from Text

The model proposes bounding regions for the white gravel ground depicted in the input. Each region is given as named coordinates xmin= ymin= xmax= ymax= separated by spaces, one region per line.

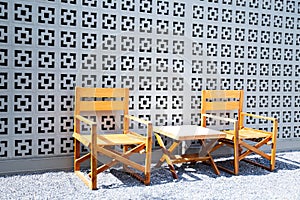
xmin=0 ymin=151 xmax=299 ymax=200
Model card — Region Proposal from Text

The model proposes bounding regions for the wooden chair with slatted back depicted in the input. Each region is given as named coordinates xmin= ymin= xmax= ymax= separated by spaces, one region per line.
xmin=73 ymin=87 xmax=152 ymax=189
xmin=201 ymin=90 xmax=278 ymax=175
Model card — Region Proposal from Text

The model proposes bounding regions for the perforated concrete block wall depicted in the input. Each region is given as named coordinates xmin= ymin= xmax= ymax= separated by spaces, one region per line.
xmin=0 ymin=0 xmax=299 ymax=163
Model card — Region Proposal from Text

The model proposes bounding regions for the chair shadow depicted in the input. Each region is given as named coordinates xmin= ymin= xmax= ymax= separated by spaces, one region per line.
xmin=98 ymin=162 xmax=224 ymax=189
xmin=98 ymin=167 xmax=178 ymax=189
xmin=97 ymin=153 xmax=300 ymax=189
xmin=212 ymin=154 xmax=300 ymax=177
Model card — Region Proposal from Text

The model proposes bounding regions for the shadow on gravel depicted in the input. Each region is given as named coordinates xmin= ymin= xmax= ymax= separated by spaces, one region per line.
xmin=97 ymin=164 xmax=215 ymax=189
xmin=100 ymin=162 xmax=229 ymax=188
xmin=1 ymin=153 xmax=298 ymax=190
xmin=276 ymin=155 xmax=300 ymax=167
xmin=212 ymin=154 xmax=300 ymax=178
xmin=99 ymin=153 xmax=300 ymax=188
xmin=102 ymin=167 xmax=178 ymax=188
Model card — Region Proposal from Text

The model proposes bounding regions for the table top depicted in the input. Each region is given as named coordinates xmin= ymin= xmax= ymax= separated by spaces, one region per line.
xmin=153 ymin=125 xmax=226 ymax=141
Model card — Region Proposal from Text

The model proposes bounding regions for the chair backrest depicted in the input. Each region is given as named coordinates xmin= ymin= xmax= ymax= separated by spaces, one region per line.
xmin=75 ymin=87 xmax=129 ymax=114
xmin=201 ymin=90 xmax=244 ymax=128
xmin=75 ymin=87 xmax=129 ymax=129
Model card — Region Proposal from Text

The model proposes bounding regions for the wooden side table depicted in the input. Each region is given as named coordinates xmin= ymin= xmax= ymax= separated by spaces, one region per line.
xmin=154 ymin=125 xmax=226 ymax=179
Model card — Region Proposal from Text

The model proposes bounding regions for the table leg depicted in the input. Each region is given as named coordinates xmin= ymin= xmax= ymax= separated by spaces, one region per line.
xmin=207 ymin=153 xmax=220 ymax=175
xmin=155 ymin=133 xmax=180 ymax=179
xmin=199 ymin=139 xmax=221 ymax=175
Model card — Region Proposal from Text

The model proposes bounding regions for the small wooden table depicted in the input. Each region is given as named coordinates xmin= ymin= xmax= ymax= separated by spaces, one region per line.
xmin=154 ymin=125 xmax=226 ymax=179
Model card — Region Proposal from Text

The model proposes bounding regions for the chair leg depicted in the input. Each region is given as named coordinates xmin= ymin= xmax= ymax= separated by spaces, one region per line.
xmin=233 ymin=141 xmax=239 ymax=175
xmin=144 ymin=139 xmax=152 ymax=185
xmin=89 ymin=125 xmax=97 ymax=190
xmin=270 ymin=142 xmax=276 ymax=171
xmin=144 ymin=163 xmax=151 ymax=186
xmin=90 ymin=154 xmax=97 ymax=190
xmin=123 ymin=145 xmax=129 ymax=170
xmin=74 ymin=139 xmax=80 ymax=171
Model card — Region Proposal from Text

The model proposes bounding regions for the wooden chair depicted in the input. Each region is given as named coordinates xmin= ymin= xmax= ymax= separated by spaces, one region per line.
xmin=73 ymin=87 xmax=152 ymax=189
xmin=201 ymin=90 xmax=278 ymax=175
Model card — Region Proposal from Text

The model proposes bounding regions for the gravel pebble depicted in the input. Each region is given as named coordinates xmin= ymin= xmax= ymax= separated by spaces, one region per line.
xmin=0 ymin=151 xmax=299 ymax=200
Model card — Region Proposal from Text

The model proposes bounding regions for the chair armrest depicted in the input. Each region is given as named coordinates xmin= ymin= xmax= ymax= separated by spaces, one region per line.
xmin=75 ymin=115 xmax=97 ymax=126
xmin=202 ymin=113 xmax=238 ymax=123
xmin=124 ymin=115 xmax=152 ymax=126
xmin=124 ymin=115 xmax=153 ymax=139
xmin=202 ymin=114 xmax=239 ymax=140
xmin=241 ymin=112 xmax=277 ymax=122
xmin=74 ymin=115 xmax=97 ymax=145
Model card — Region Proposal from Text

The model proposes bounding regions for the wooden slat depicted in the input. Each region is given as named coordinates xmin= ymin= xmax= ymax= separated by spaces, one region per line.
xmin=75 ymin=115 xmax=97 ymax=126
xmin=73 ymin=132 xmax=91 ymax=147
xmin=75 ymin=171 xmax=91 ymax=188
xmin=97 ymin=146 xmax=145 ymax=172
xmin=239 ymin=140 xmax=271 ymax=160
xmin=97 ymin=134 xmax=145 ymax=145
xmin=74 ymin=134 xmax=145 ymax=146
xmin=79 ymin=101 xmax=125 ymax=111
xmin=224 ymin=129 xmax=270 ymax=139
xmin=127 ymin=131 xmax=146 ymax=140
xmin=125 ymin=114 xmax=152 ymax=125
xmin=239 ymin=136 xmax=272 ymax=160
xmin=89 ymin=144 xmax=145 ymax=176
xmin=203 ymin=101 xmax=240 ymax=111
xmin=202 ymin=114 xmax=237 ymax=123
xmin=202 ymin=90 xmax=241 ymax=99
xmin=241 ymin=127 xmax=272 ymax=136
xmin=75 ymin=153 xmax=91 ymax=164
xmin=172 ymin=156 xmax=210 ymax=164
xmin=241 ymin=112 xmax=277 ymax=122
xmin=76 ymin=87 xmax=128 ymax=98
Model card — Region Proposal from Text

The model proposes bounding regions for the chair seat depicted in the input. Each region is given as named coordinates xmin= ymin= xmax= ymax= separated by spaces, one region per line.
xmin=74 ymin=133 xmax=146 ymax=146
xmin=224 ymin=128 xmax=270 ymax=140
